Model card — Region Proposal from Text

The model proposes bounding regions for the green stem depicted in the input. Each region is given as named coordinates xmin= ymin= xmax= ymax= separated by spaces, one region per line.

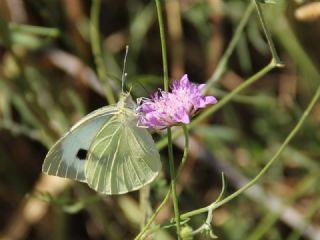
xmin=157 ymin=60 xmax=277 ymax=150
xmin=181 ymin=82 xmax=320 ymax=220
xmin=135 ymin=126 xmax=189 ymax=240
xmin=253 ymin=0 xmax=282 ymax=66
xmin=155 ymin=0 xmax=181 ymax=238
xmin=135 ymin=190 xmax=171 ymax=240
xmin=180 ymin=126 xmax=189 ymax=172
xmin=204 ymin=1 xmax=255 ymax=91
xmin=90 ymin=0 xmax=116 ymax=104
xmin=155 ymin=0 xmax=169 ymax=91
xmin=139 ymin=186 xmax=151 ymax=230
xmin=167 ymin=129 xmax=181 ymax=238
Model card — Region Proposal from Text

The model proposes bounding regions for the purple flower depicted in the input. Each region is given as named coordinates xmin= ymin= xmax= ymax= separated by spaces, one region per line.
xmin=137 ymin=74 xmax=217 ymax=130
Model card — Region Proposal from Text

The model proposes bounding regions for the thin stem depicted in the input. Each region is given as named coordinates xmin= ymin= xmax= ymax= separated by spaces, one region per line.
xmin=139 ymin=186 xmax=151 ymax=230
xmin=156 ymin=61 xmax=277 ymax=150
xmin=135 ymin=190 xmax=171 ymax=240
xmin=191 ymin=173 xmax=225 ymax=237
xmin=155 ymin=0 xmax=181 ymax=238
xmin=155 ymin=0 xmax=169 ymax=91
xmin=167 ymin=129 xmax=181 ymax=238
xmin=204 ymin=1 xmax=255 ymax=91
xmin=180 ymin=126 xmax=189 ymax=170
xmin=181 ymin=82 xmax=320 ymax=220
xmin=90 ymin=0 xmax=116 ymax=104
xmin=135 ymin=126 xmax=189 ymax=240
xmin=253 ymin=0 xmax=282 ymax=66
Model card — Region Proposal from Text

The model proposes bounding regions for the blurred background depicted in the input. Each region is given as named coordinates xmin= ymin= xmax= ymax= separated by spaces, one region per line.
xmin=0 ymin=0 xmax=320 ymax=239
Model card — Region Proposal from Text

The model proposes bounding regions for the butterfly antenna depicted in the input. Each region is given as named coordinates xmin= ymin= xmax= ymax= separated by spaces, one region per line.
xmin=122 ymin=45 xmax=129 ymax=93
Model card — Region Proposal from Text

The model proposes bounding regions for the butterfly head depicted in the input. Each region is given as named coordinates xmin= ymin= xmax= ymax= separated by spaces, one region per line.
xmin=117 ymin=91 xmax=136 ymax=110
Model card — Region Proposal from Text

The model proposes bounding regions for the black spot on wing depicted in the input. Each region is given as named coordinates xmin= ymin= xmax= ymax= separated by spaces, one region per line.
xmin=76 ymin=148 xmax=88 ymax=160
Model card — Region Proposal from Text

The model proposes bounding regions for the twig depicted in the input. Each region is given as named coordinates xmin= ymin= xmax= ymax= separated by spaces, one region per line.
xmin=204 ymin=2 xmax=255 ymax=91
xmin=135 ymin=126 xmax=189 ymax=240
xmin=155 ymin=0 xmax=182 ymax=238
xmin=180 ymin=82 xmax=320 ymax=219
xmin=174 ymin=135 xmax=320 ymax=240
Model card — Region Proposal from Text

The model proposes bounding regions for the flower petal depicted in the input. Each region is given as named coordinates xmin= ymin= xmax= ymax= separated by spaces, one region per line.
xmin=205 ymin=96 xmax=217 ymax=105
xmin=180 ymin=74 xmax=189 ymax=86
xmin=180 ymin=114 xmax=190 ymax=124
xmin=137 ymin=74 xmax=217 ymax=129
xmin=198 ymin=84 xmax=206 ymax=90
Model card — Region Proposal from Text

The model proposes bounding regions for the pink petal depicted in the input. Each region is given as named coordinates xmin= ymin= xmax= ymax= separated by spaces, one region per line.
xmin=198 ymin=84 xmax=206 ymax=90
xmin=180 ymin=74 xmax=189 ymax=86
xmin=179 ymin=112 xmax=190 ymax=124
xmin=198 ymin=98 xmax=207 ymax=108
xmin=205 ymin=96 xmax=217 ymax=105
xmin=173 ymin=80 xmax=180 ymax=89
xmin=182 ymin=115 xmax=190 ymax=124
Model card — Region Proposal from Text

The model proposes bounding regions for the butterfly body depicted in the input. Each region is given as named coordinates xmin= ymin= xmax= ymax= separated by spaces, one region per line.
xmin=42 ymin=93 xmax=161 ymax=194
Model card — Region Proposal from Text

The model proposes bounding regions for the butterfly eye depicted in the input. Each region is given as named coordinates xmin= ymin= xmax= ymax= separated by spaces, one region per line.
xmin=76 ymin=149 xmax=88 ymax=160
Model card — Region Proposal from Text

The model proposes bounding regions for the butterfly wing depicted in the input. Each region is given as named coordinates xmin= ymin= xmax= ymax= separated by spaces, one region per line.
xmin=42 ymin=106 xmax=117 ymax=182
xmin=85 ymin=109 xmax=161 ymax=194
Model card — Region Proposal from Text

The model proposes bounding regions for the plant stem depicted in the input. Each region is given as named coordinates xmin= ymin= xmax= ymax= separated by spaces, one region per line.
xmin=253 ymin=0 xmax=282 ymax=66
xmin=180 ymin=82 xmax=320 ymax=220
xmin=204 ymin=1 xmax=255 ymax=91
xmin=134 ymin=188 xmax=171 ymax=240
xmin=135 ymin=190 xmax=171 ymax=240
xmin=157 ymin=0 xmax=284 ymax=150
xmin=155 ymin=0 xmax=169 ymax=91
xmin=135 ymin=126 xmax=189 ymax=240
xmin=139 ymin=186 xmax=151 ymax=230
xmin=90 ymin=0 xmax=116 ymax=104
xmin=155 ymin=0 xmax=181 ymax=238
xmin=167 ymin=129 xmax=181 ymax=238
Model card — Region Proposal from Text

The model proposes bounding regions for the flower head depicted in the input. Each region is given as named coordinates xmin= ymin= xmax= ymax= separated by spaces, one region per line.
xmin=138 ymin=74 xmax=217 ymax=130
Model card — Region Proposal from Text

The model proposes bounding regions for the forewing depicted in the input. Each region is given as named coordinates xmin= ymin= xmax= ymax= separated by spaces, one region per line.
xmin=42 ymin=106 xmax=117 ymax=182
xmin=85 ymin=112 xmax=161 ymax=194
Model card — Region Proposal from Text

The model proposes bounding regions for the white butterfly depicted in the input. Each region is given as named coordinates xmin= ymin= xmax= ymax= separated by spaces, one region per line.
xmin=42 ymin=92 xmax=161 ymax=194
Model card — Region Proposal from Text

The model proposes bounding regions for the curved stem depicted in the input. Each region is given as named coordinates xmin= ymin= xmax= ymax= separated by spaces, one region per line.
xmin=90 ymin=0 xmax=116 ymax=104
xmin=135 ymin=126 xmax=189 ymax=240
xmin=204 ymin=1 xmax=255 ymax=91
xmin=253 ymin=0 xmax=282 ymax=66
xmin=181 ymin=83 xmax=320 ymax=220
xmin=135 ymin=190 xmax=171 ymax=240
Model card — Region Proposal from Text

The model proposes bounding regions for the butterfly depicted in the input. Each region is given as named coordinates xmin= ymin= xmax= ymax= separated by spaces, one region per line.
xmin=42 ymin=92 xmax=162 ymax=195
